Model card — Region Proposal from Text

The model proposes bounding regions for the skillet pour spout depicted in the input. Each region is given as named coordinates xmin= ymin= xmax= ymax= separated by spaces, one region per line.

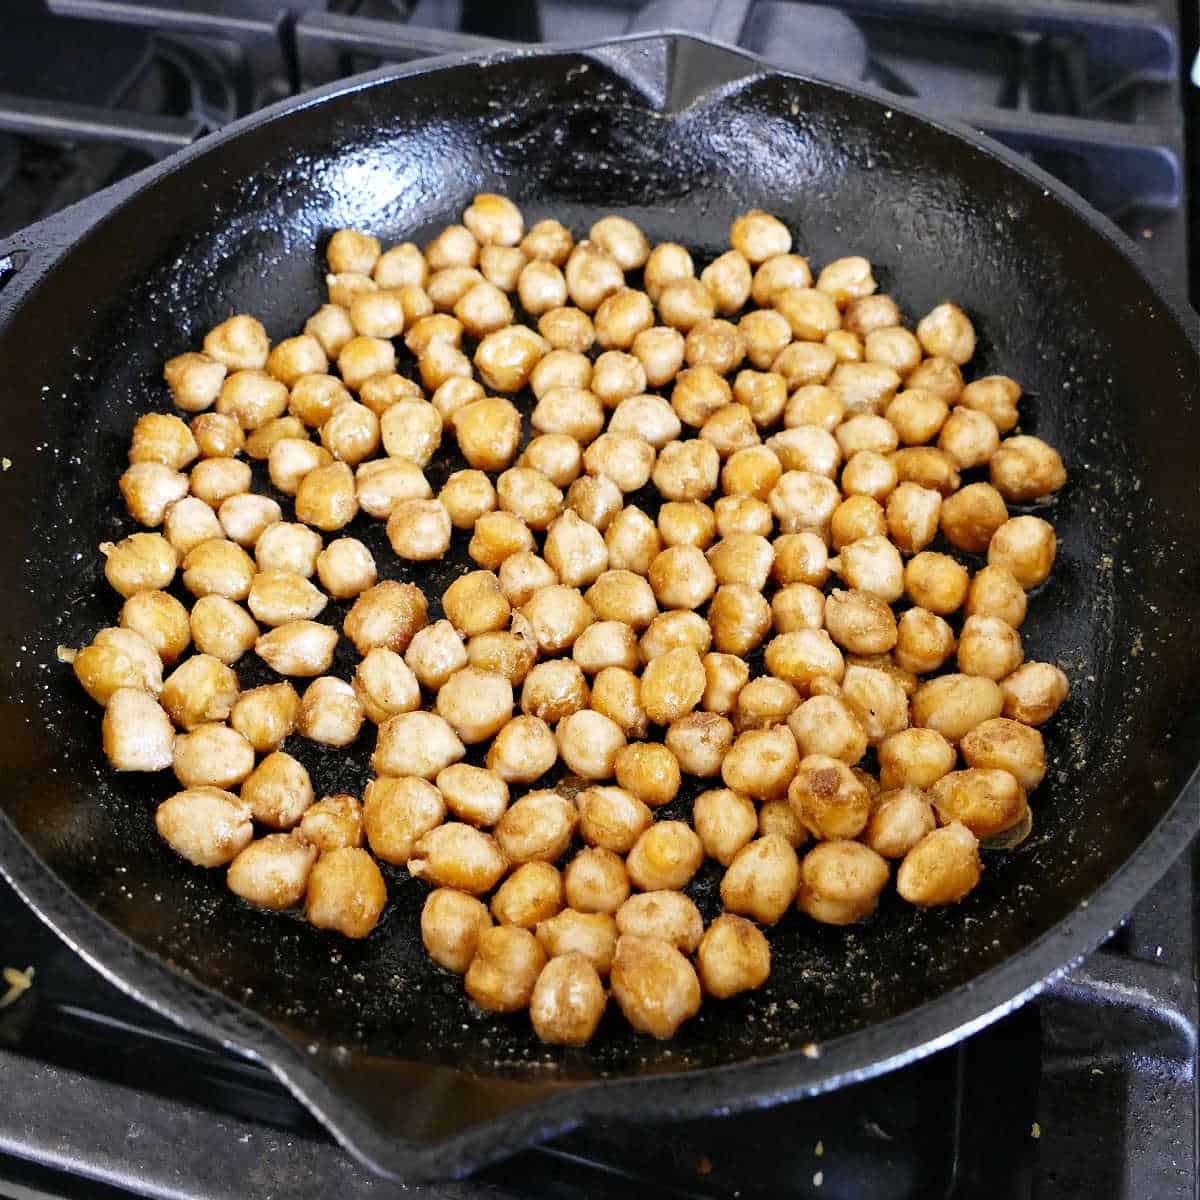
xmin=0 ymin=32 xmax=1198 ymax=1182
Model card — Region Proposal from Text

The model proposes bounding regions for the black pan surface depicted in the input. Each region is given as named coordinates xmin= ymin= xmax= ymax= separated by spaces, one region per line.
xmin=0 ymin=34 xmax=1198 ymax=1181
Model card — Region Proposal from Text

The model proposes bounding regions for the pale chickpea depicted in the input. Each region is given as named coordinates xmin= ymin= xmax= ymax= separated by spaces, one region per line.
xmin=830 ymin=362 xmax=901 ymax=418
xmin=362 ymin=777 xmax=448 ymax=864
xmin=720 ymin=834 xmax=800 ymax=924
xmin=311 ymin=539 xmax=374 ymax=601
xmin=326 ymin=270 xmax=376 ymax=309
xmin=218 ymin=493 xmax=282 ymax=548
xmin=831 ymin=495 xmax=886 ymax=549
xmin=327 ymin=228 xmax=380 ymax=275
xmin=906 ymin=355 xmax=964 ymax=402
xmin=164 ymin=351 xmax=226 ymax=413
xmin=611 ymin=935 xmax=701 ymax=1039
xmin=373 ymin=242 xmax=427 ymax=288
xmin=386 ymin=497 xmax=451 ymax=561
xmin=959 ymin=375 xmax=1021 ymax=433
xmin=895 ymin=606 xmax=956 ymax=674
xmin=768 ymin=469 xmax=840 ymax=534
xmin=626 ymin=821 xmax=703 ymax=892
xmin=582 ymin=432 xmax=656 ymax=494
xmin=616 ymin=891 xmax=703 ymax=954
xmin=721 ymin=725 xmax=799 ymax=800
xmin=590 ymin=215 xmax=650 ymax=270
xmin=484 ymin=712 xmax=557 ymax=783
xmin=664 ymin=712 xmax=733 ymax=778
xmin=491 ymin=862 xmax=563 ymax=930
xmin=374 ymin=402 xmax=438 ymax=469
xmin=936 ymin=408 xmax=998 ymax=473
xmin=297 ymin=675 xmax=364 ymax=747
xmin=942 ymin=479 xmax=1011 ymax=550
xmin=594 ymin=289 xmax=655 ymax=351
xmin=254 ymin=620 xmax=338 ymax=677
xmin=631 ymin=325 xmax=686 ymax=388
xmin=885 ymin=388 xmax=949 ymax=445
xmin=172 ymin=722 xmax=255 ymax=790
xmin=572 ymin=786 xmax=650 ymax=855
xmin=815 ymin=255 xmax=876 ymax=307
xmin=739 ymin=309 xmax=793 ymax=370
xmin=930 ymin=768 xmax=1027 ymax=839
xmin=772 ymin=341 xmax=836 ymax=389
xmin=429 ymin=764 xmax=508 ymax=832
xmin=715 ymin=495 xmax=774 ymax=539
xmin=958 ymin=615 xmax=1024 ymax=680
xmin=521 ymin=659 xmax=589 ymax=724
xmin=668 ymin=366 xmax=729 ymax=430
xmin=191 ymin=412 xmax=246 ymax=459
xmin=159 ymin=654 xmax=236 ymax=729
xmin=436 ymin=667 xmax=513 ymax=744
xmin=966 ymin=564 xmax=1028 ymax=628
xmin=589 ymin=351 xmax=646 ymax=410
xmin=707 ymin=584 xmax=771 ymax=657
xmin=886 ymin=482 xmax=942 ymax=556
xmin=372 ymin=710 xmax=465 ymax=780
xmin=707 ymin=534 xmax=775 ymax=592
xmin=696 ymin=250 xmax=750 ymax=315
xmin=988 ymin=515 xmax=1057 ymax=590
xmin=497 ymin=552 xmax=558 ymax=608
xmin=454 ymin=395 xmax=523 ymax=471
xmin=226 ymin=831 xmax=318 ymax=910
xmin=102 ymin=688 xmax=174 ymax=772
xmin=844 ymin=293 xmax=901 ymax=335
xmin=570 ymin=621 xmax=638 ymax=676
xmin=460 ymin=193 xmax=522 ymax=246
xmin=189 ymin=595 xmax=259 ymax=664
xmin=697 ymin=914 xmax=771 ymax=999
xmin=1000 ymin=661 xmax=1070 ymax=726
xmin=556 ymin=709 xmax=626 ymax=780
xmin=693 ymin=787 xmax=757 ymax=866
xmin=560 ymin=847 xmax=628 ymax=916
xmin=603 ymin=507 xmax=662 ymax=578
xmin=762 ymin=628 xmax=844 ymax=692
xmin=589 ymin=667 xmax=648 ymax=738
xmin=181 ymin=538 xmax=254 ymax=601
xmin=530 ymin=954 xmax=607 ymax=1045
xmin=787 ymin=693 xmax=868 ymax=765
xmin=863 ymin=787 xmax=936 ymax=860
xmin=916 ymin=301 xmax=976 ymax=364
xmin=428 ymin=376 xmax=481 ymax=425
xmin=841 ymin=663 xmax=909 ymax=744
xmin=897 ymin=823 xmax=982 ymax=905
xmin=156 ymin=787 xmax=253 ymax=867
xmin=904 ymin=551 xmax=970 ymax=615
xmin=228 ymin=682 xmax=298 ymax=753
xmin=518 ymin=259 xmax=569 ymax=316
xmin=960 ymin=717 xmax=1045 ymax=790
xmin=404 ymin=619 xmax=467 ymax=690
xmin=494 ymin=789 xmax=577 ymax=865
xmin=426 ymin=223 xmax=479 ymax=270
xmin=267 ymin=438 xmax=332 ymax=497
xmin=864 ymin=325 xmax=921 ymax=375
xmin=255 ymin=522 xmax=322 ymax=577
xmin=531 ymin=387 xmax=605 ymax=445
xmin=189 ymin=457 xmax=253 ymax=510
xmin=538 ymin=306 xmax=595 ymax=352
xmin=247 ymin=569 xmax=326 ymax=627
xmin=564 ymin=240 xmax=624 ymax=312
xmin=120 ymin=590 xmax=191 ymax=664
xmin=336 ymin=334 xmax=396 ymax=391
xmin=841 ymin=450 xmax=899 ymax=502
xmin=759 ymin=799 xmax=807 ymax=846
xmin=244 ymin=415 xmax=306 ymax=460
xmin=342 ymin=577 xmax=428 ymax=654
xmin=652 ymin=440 xmax=721 ymax=504
xmin=422 ymin=888 xmax=492 ymax=974
xmin=891 ymin=446 xmax=961 ymax=495
xmin=771 ymin=583 xmax=826 ymax=633
xmin=435 ymin=469 xmax=495 ymax=531
xmin=513 ymin=440 xmax=579 ymax=499
xmin=452 ymin=280 xmax=511 ymax=338
xmin=528 ymin=353 xmax=590 ymax=404
xmin=397 ymin=281 xmax=437 ymax=325
xmin=304 ymin=847 xmax=387 ymax=938
xmin=787 ymin=753 xmax=872 ymax=840
xmin=347 ymin=289 xmax=406 ymax=340
xmin=734 ymin=676 xmax=800 ymax=731
xmin=519 ymin=583 xmax=594 ymax=653
xmin=119 ymin=463 xmax=189 ymax=526
xmin=730 ymin=209 xmax=791 ymax=264
xmin=912 ymin=673 xmax=1005 ymax=742
xmin=774 ymin=286 xmax=841 ymax=343
xmin=750 ymin=252 xmax=811 ymax=306
xmin=768 ymin=425 xmax=841 ymax=477
xmin=203 ymin=315 xmax=269 ymax=372
xmin=797 ymin=841 xmax=889 ymax=925
xmin=643 ymin=242 xmax=694 ymax=303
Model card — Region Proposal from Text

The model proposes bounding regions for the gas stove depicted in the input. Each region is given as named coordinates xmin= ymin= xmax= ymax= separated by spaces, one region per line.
xmin=0 ymin=3 xmax=1197 ymax=1198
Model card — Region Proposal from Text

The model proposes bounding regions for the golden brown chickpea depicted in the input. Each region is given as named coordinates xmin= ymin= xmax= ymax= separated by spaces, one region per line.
xmin=588 ymin=666 xmax=649 ymax=740
xmin=556 ymin=709 xmax=626 ymax=781
xmin=239 ymin=751 xmax=313 ymax=832
xmin=614 ymin=893 xmax=703 ymax=958
xmin=373 ymin=708 xmax=466 ymax=781
xmin=641 ymin=607 xmax=713 ymax=659
xmin=727 ymin=209 xmax=789 ymax=263
xmin=203 ymin=314 xmax=269 ymax=372
xmin=486 ymin=710 xmax=557 ymax=781
xmin=538 ymin=305 xmax=595 ymax=352
xmin=422 ymin=888 xmax=493 ymax=974
xmin=764 ymin=587 xmax=821 ymax=641
xmin=626 ymin=821 xmax=702 ymax=892
xmin=491 ymin=861 xmax=563 ymax=930
xmin=460 ymin=193 xmax=522 ymax=246
xmin=129 ymin=412 xmax=199 ymax=472
xmin=436 ymin=667 xmax=513 ymax=745
xmin=596 ymin=514 xmax=657 ymax=584
xmin=297 ymin=675 xmax=363 ymax=747
xmin=518 ymin=259 xmax=569 ymax=316
xmin=587 ymin=214 xmax=647 ymax=270
xmin=519 ymin=658 xmax=588 ymax=725
xmin=762 ymin=629 xmax=844 ymax=692
xmin=540 ymin=511 xmax=606 ymax=590
xmin=691 ymin=253 xmax=748 ymax=318
xmin=894 ymin=606 xmax=956 ymax=675
xmin=394 ymin=280 xmax=435 ymax=324
xmin=561 ymin=847 xmax=629 ymax=916
xmin=839 ymin=295 xmax=898 ymax=337
xmin=433 ymin=469 xmax=494 ymax=531
xmin=384 ymin=497 xmax=450 ymax=561
xmin=264 ymin=335 xmax=327 ymax=390
xmin=840 ymin=663 xmax=909 ymax=745
xmin=757 ymin=799 xmax=807 ymax=847
xmin=306 ymin=847 xmax=387 ymax=939
xmin=721 ymin=725 xmax=799 ymax=801
xmin=766 ymin=535 xmax=825 ymax=591
xmin=468 ymin=511 xmax=535 ymax=571
xmin=428 ymin=765 xmax=508 ymax=833
xmin=452 ymin=398 xmax=523 ymax=475
xmin=987 ymin=515 xmax=1056 ymax=590
xmin=159 ymin=653 xmax=235 ymax=729
xmin=156 ymin=787 xmax=253 ymax=867
xmin=588 ymin=351 xmax=645 ymax=411
xmin=958 ymin=615 xmax=1024 ymax=680
xmin=906 ymin=357 xmax=964 ymax=405
xmin=172 ymin=722 xmax=255 ymax=790
xmin=897 ymin=823 xmax=982 ymax=906
xmin=351 ymin=646 xmax=420 ymax=724
xmin=883 ymin=389 xmax=948 ymax=447
xmin=601 ymin=746 xmax=678 ymax=815
xmin=348 ymin=288 xmax=407 ymax=339
xmin=164 ymin=351 xmax=226 ymax=413
xmin=829 ymin=362 xmax=900 ymax=417
xmin=930 ymin=768 xmax=1027 ymax=839
xmin=916 ymin=300 xmax=976 ymax=364
xmin=292 ymin=460 xmax=357 ymax=531
xmin=336 ymin=334 xmax=396 ymax=392
xmin=904 ymin=551 xmax=970 ymax=615
xmin=567 ymin=620 xmax=636 ymax=676
xmin=247 ymin=569 xmax=327 ymax=628
xmin=935 ymin=408 xmax=998 ymax=472
xmin=822 ymin=588 xmax=896 ymax=656
xmin=244 ymin=415 xmax=307 ymax=461
xmin=374 ymin=241 xmax=428 ymax=287
xmin=912 ymin=673 xmax=1005 ymax=743
xmin=426 ymin=375 xmax=480 ymax=425
xmin=786 ymin=753 xmax=871 ymax=840
xmin=453 ymin=280 xmax=512 ymax=338
xmin=787 ymin=695 xmax=868 ymax=764
xmin=633 ymin=646 xmax=702 ymax=726
xmin=564 ymin=240 xmax=624 ymax=312
xmin=313 ymin=538 xmax=375 ymax=601
xmin=766 ymin=469 xmax=838 ymax=535
xmin=265 ymin=438 xmax=331 ymax=497
xmin=572 ymin=786 xmax=650 ymax=856
xmin=611 ymin=934 xmax=701 ymax=1039
xmin=965 ymin=564 xmax=1028 ymax=629
xmin=696 ymin=914 xmax=769 ymax=999
xmin=218 ymin=493 xmax=282 ymax=549
xmin=594 ymin=288 xmax=654 ymax=352
xmin=529 ymin=351 xmax=590 ymax=402
xmin=747 ymin=253 xmax=809 ymax=308
xmin=437 ymin=571 xmax=507 ymax=639
xmin=529 ymin=953 xmax=606 ymax=1045
xmin=297 ymin=794 xmax=362 ymax=853
xmin=376 ymin=401 xmax=438 ymax=468
xmin=191 ymin=412 xmax=246 ymax=460
xmin=227 ymin=832 xmax=317 ymax=911
xmin=960 ymin=717 xmax=1045 ymax=790
xmin=118 ymin=463 xmax=189 ymax=527
xmin=577 ymin=564 xmax=651 ymax=625
xmin=706 ymin=583 xmax=770 ymax=657
xmin=733 ymin=676 xmax=800 ymax=732
xmin=890 ymin=447 xmax=960 ymax=497
xmin=400 ymin=618 xmax=464 ymax=690
xmin=326 ymin=228 xmax=380 ymax=275
xmin=407 ymin=820 xmax=510 ymax=895
xmin=736 ymin=312 xmax=792 ymax=376
xmin=180 ymin=538 xmax=254 ymax=601
xmin=425 ymin=223 xmax=479 ymax=270
xmin=1000 ymin=661 xmax=1070 ymax=726
xmin=520 ymin=217 xmax=574 ymax=265
xmin=830 ymin=495 xmax=886 ymax=550
xmin=188 ymin=458 xmax=251 ymax=512
xmin=119 ymin=590 xmax=190 ymax=665
xmin=228 ymin=681 xmax=299 ymax=753
xmin=189 ymin=595 xmax=259 ymax=664
xmin=405 ymin=312 xmax=463 ymax=356
xmin=326 ymin=271 xmax=377 ymax=309
xmin=828 ymin=327 xmax=865 ymax=361
xmin=772 ymin=341 xmax=837 ymax=391
xmin=957 ymin=376 xmax=1019 ymax=434
xmin=864 ymin=324 xmax=921 ymax=375
xmin=797 ymin=840 xmax=889 ymax=925
xmin=102 ymin=688 xmax=174 ymax=772
xmin=684 ymin=787 xmax=755 ymax=868
xmin=494 ymin=789 xmax=577 ymax=865
xmin=468 ymin=623 xmax=539 ymax=687
xmin=642 ymin=241 xmax=694 ymax=302
xmin=813 ymin=255 xmax=875 ymax=308
xmin=861 ymin=786 xmax=935 ymax=859
xmin=840 ymin=450 xmax=899 ymax=503
xmin=493 ymin=554 xmax=555 ymax=612
xmin=718 ymin=834 xmax=798 ymax=925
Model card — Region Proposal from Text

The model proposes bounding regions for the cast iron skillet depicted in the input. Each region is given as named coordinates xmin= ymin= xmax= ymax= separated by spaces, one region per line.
xmin=0 ymin=32 xmax=1198 ymax=1183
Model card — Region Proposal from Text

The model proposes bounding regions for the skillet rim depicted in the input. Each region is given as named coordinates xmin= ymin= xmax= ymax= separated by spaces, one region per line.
xmin=0 ymin=30 xmax=1197 ymax=1181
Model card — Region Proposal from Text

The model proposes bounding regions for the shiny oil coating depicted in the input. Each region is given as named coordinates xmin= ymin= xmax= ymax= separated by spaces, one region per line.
xmin=0 ymin=33 xmax=1199 ymax=1181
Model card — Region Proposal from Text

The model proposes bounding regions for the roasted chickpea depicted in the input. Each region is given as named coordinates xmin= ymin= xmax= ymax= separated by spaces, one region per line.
xmin=880 ymin=482 xmax=940 ymax=555
xmin=625 ymin=821 xmax=702 ymax=892
xmin=830 ymin=495 xmax=886 ymax=550
xmin=719 ymin=834 xmax=799 ymax=925
xmin=495 ymin=553 xmax=556 ymax=610
xmin=326 ymin=271 xmax=377 ymax=309
xmin=611 ymin=934 xmax=701 ymax=1039
xmin=861 ymin=786 xmax=935 ymax=860
xmin=587 ymin=215 xmax=648 ymax=270
xmin=729 ymin=209 xmax=791 ymax=264
xmin=616 ymin=891 xmax=703 ymax=954
xmin=293 ymin=460 xmax=358 ymax=531
xmin=721 ymin=725 xmax=799 ymax=801
xmin=931 ymin=765 xmax=1029 ymax=840
xmin=129 ymin=412 xmax=199 ymax=471
xmin=586 ymin=666 xmax=643 ymax=740
xmin=916 ymin=300 xmax=975 ymax=364
xmin=897 ymin=823 xmax=982 ymax=905
xmin=1000 ymin=661 xmax=1069 ymax=726
xmin=189 ymin=595 xmax=259 ymax=664
xmin=159 ymin=653 xmax=236 ymax=729
xmin=689 ymin=787 xmax=756 ymax=866
xmin=986 ymin=515 xmax=1056 ymax=591
xmin=191 ymin=412 xmax=246 ymax=460
xmin=373 ymin=242 xmax=427 ymax=288
xmin=326 ymin=228 xmax=380 ymax=275
xmin=906 ymin=356 xmax=965 ymax=404
xmin=561 ymin=847 xmax=630 ymax=916
xmin=961 ymin=718 xmax=1046 ymax=791
xmin=608 ymin=743 xmax=678 ymax=811
xmin=772 ymin=341 xmax=837 ymax=390
xmin=840 ymin=663 xmax=909 ymax=745
xmin=119 ymin=590 xmax=190 ymax=664
xmin=912 ymin=673 xmax=1005 ymax=742
xmin=426 ymin=223 xmax=479 ymax=270
xmin=666 ymin=712 xmax=734 ymax=777
xmin=265 ymin=335 xmax=327 ymax=390
xmin=652 ymin=439 xmax=721 ymax=503
xmin=957 ymin=614 xmax=1024 ymax=680
xmin=697 ymin=914 xmax=771 ymax=999
xmin=492 ymin=861 xmax=563 ymax=929
xmin=597 ymin=511 xmax=658 ymax=582
xmin=705 ymin=584 xmax=769 ymax=657
xmin=203 ymin=315 xmax=269 ymax=372
xmin=594 ymin=288 xmax=655 ymax=351
xmin=940 ymin=481 xmax=1009 ymax=555
xmin=247 ymin=569 xmax=326 ymax=627
xmin=565 ymin=240 xmax=624 ymax=312
xmin=172 ymin=722 xmax=255 ymax=790
xmin=494 ymin=789 xmax=577 ymax=864
xmin=588 ymin=351 xmax=645 ymax=411
xmin=768 ymin=470 xmax=840 ymax=534
xmin=433 ymin=469 xmax=494 ymax=531
xmin=401 ymin=620 xmax=465 ymax=691
xmin=840 ymin=450 xmax=899 ymax=503
xmin=245 ymin=415 xmax=307 ymax=461
xmin=518 ymin=584 xmax=593 ymax=655
xmin=769 ymin=425 xmax=841 ymax=479
xmin=531 ymin=388 xmax=605 ymax=445
xmin=530 ymin=953 xmax=607 ymax=1045
xmin=435 ymin=667 xmax=513 ymax=745
xmin=119 ymin=463 xmax=189 ymax=527
xmin=787 ymin=695 xmax=868 ymax=764
xmin=797 ymin=840 xmax=889 ymax=925
xmin=960 ymin=375 xmax=1021 ymax=433
xmin=541 ymin=509 xmax=608 ymax=587
xmin=539 ymin=306 xmax=595 ymax=352
xmin=643 ymin=242 xmax=695 ymax=303
xmin=518 ymin=259 xmax=569 ymax=316
xmin=428 ymin=376 xmax=481 ymax=425
xmin=254 ymin=620 xmax=339 ymax=677
xmin=305 ymin=848 xmax=387 ymax=939
xmin=230 ymin=681 xmax=300 ymax=753
xmin=156 ymin=787 xmax=253 ymax=867
xmin=520 ymin=659 xmax=588 ymax=725
xmin=363 ymin=777 xmax=446 ymax=867
xmin=385 ymin=497 xmax=451 ymax=561
xmin=254 ymin=522 xmax=322 ymax=577
xmin=405 ymin=313 xmax=462 ymax=356
xmin=629 ymin=325 xmax=685 ymax=389
xmin=894 ymin=606 xmax=956 ymax=675
xmin=556 ymin=709 xmax=626 ymax=780
xmin=786 ymin=753 xmax=872 ymax=840
xmin=737 ymin=309 xmax=793 ymax=372
xmin=572 ymin=786 xmax=650 ymax=856
xmin=189 ymin=458 xmax=252 ymax=512
xmin=713 ymin=498 xmax=771 ymax=542
xmin=904 ymin=551 xmax=970 ymax=615
xmin=454 ymin=395 xmax=523 ymax=471
xmin=218 ymin=493 xmax=282 ymax=549
xmin=695 ymin=250 xmax=750 ymax=315
xmin=772 ymin=531 xmax=829 ymax=587
xmin=757 ymin=799 xmax=807 ymax=846
xmin=102 ymin=688 xmax=175 ymax=772
xmin=459 ymin=193 xmax=522 ymax=246
xmin=227 ymin=832 xmax=317 ymax=911
xmin=771 ymin=583 xmax=825 ymax=633
xmin=763 ymin=629 xmax=844 ymax=692
xmin=164 ymin=351 xmax=227 ymax=413
xmin=521 ymin=217 xmax=573 ymax=265
xmin=336 ymin=334 xmax=396 ymax=391
xmin=864 ymin=325 xmax=921 ymax=375
xmin=891 ymin=446 xmax=961 ymax=496
xmin=373 ymin=710 xmax=465 ymax=779
xmin=484 ymin=709 xmax=556 ymax=780
xmin=422 ymin=888 xmax=492 ymax=974
xmin=181 ymin=538 xmax=254 ymax=601
xmin=966 ymin=564 xmax=1028 ymax=628
xmin=266 ymin=438 xmax=331 ymax=497
xmin=296 ymin=675 xmax=363 ymax=747
xmin=749 ymin=252 xmax=811 ymax=306
xmin=884 ymin=387 xmax=948 ymax=445
xmin=733 ymin=676 xmax=799 ymax=732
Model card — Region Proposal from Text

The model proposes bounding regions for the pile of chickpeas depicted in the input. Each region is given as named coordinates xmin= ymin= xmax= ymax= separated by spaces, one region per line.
xmin=72 ymin=195 xmax=1071 ymax=1046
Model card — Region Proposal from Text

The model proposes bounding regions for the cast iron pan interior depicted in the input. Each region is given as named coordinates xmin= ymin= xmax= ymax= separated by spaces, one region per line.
xmin=0 ymin=35 xmax=1198 ymax=1180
